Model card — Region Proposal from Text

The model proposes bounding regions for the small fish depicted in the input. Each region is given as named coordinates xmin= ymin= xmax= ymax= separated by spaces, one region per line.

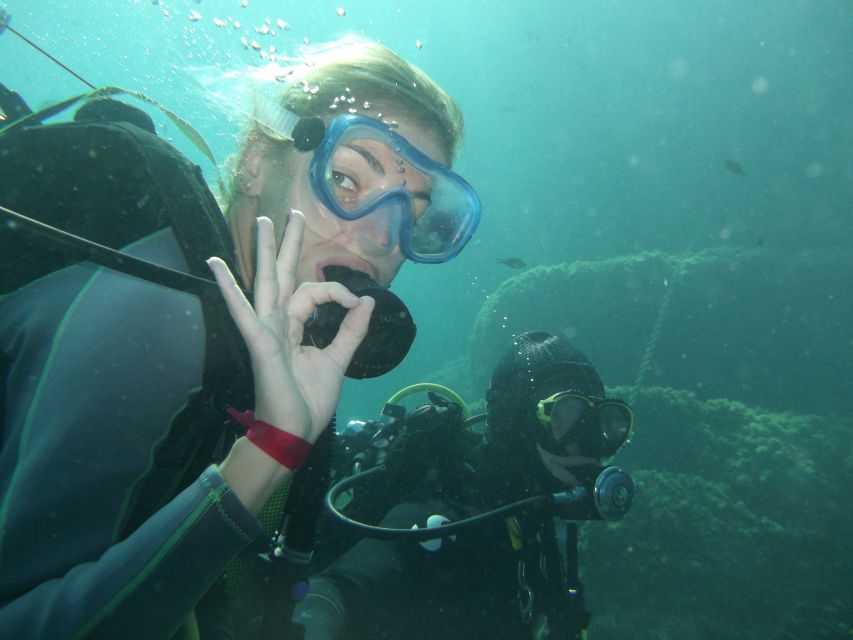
xmin=497 ymin=257 xmax=527 ymax=269
xmin=724 ymin=159 xmax=747 ymax=177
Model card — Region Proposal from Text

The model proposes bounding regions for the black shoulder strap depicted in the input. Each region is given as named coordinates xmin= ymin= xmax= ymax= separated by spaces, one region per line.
xmin=0 ymin=118 xmax=178 ymax=293
xmin=546 ymin=521 xmax=591 ymax=639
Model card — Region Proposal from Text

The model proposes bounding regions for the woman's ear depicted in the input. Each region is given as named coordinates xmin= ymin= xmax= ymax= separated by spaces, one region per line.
xmin=236 ymin=152 xmax=265 ymax=197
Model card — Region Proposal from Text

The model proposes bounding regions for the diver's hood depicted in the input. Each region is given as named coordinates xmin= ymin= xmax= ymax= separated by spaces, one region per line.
xmin=303 ymin=266 xmax=417 ymax=379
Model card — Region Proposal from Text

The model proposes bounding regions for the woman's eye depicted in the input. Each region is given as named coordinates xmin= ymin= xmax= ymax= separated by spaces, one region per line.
xmin=412 ymin=197 xmax=430 ymax=219
xmin=332 ymin=170 xmax=357 ymax=192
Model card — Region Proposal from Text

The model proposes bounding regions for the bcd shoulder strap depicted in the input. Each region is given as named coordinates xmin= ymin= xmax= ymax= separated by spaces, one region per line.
xmin=0 ymin=99 xmax=253 ymax=538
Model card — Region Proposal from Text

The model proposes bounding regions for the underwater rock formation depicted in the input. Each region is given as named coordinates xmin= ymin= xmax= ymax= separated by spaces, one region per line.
xmin=581 ymin=386 xmax=852 ymax=640
xmin=467 ymin=247 xmax=852 ymax=417
xmin=447 ymin=248 xmax=853 ymax=639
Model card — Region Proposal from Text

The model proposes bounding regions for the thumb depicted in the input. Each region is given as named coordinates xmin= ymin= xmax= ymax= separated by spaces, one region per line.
xmin=324 ymin=296 xmax=375 ymax=370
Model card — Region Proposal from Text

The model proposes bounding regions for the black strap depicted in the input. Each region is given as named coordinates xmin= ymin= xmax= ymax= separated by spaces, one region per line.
xmin=254 ymin=419 xmax=335 ymax=640
xmin=548 ymin=521 xmax=591 ymax=639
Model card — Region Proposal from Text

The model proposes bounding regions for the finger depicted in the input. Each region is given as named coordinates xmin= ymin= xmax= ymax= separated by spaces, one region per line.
xmin=287 ymin=282 xmax=362 ymax=348
xmin=288 ymin=282 xmax=361 ymax=327
xmin=276 ymin=210 xmax=306 ymax=308
xmin=324 ymin=295 xmax=375 ymax=370
xmin=207 ymin=257 xmax=259 ymax=341
xmin=253 ymin=217 xmax=278 ymax=318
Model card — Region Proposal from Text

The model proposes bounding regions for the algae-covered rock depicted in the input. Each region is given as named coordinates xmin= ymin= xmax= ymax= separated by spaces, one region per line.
xmin=468 ymin=248 xmax=853 ymax=417
xmin=581 ymin=386 xmax=853 ymax=640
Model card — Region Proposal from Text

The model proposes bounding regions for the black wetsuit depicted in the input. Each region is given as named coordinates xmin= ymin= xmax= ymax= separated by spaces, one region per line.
xmin=296 ymin=432 xmax=571 ymax=640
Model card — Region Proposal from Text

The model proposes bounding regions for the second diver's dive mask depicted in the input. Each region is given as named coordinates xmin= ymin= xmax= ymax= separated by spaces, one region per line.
xmin=308 ymin=114 xmax=481 ymax=264
xmin=303 ymin=265 xmax=416 ymax=379
xmin=536 ymin=391 xmax=634 ymax=458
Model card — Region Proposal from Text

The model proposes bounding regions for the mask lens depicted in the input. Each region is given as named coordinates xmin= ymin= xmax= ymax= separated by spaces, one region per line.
xmin=549 ymin=395 xmax=588 ymax=436
xmin=325 ymin=138 xmax=394 ymax=216
xmin=409 ymin=179 xmax=476 ymax=260
xmin=598 ymin=402 xmax=632 ymax=449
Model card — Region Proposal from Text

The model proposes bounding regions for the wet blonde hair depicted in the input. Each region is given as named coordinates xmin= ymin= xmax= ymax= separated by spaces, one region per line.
xmin=226 ymin=35 xmax=464 ymax=206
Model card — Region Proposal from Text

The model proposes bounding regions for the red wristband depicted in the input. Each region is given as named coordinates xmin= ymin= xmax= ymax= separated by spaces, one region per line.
xmin=226 ymin=407 xmax=312 ymax=470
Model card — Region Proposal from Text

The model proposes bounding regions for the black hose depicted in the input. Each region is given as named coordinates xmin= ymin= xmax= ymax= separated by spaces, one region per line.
xmin=0 ymin=204 xmax=230 ymax=298
xmin=6 ymin=24 xmax=96 ymax=89
xmin=325 ymin=465 xmax=554 ymax=541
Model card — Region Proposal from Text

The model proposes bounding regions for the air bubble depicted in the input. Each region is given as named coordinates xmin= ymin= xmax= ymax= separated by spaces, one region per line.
xmin=336 ymin=7 xmax=346 ymax=16
xmin=751 ymin=76 xmax=769 ymax=95
xmin=805 ymin=161 xmax=825 ymax=178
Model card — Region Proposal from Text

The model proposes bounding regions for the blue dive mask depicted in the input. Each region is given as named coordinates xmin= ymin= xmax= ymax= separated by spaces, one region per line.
xmin=306 ymin=114 xmax=481 ymax=264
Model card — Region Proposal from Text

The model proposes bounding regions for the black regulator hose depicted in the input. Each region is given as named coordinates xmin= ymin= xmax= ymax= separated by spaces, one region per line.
xmin=326 ymin=464 xmax=634 ymax=541
xmin=325 ymin=466 xmax=556 ymax=542
xmin=0 ymin=204 xmax=223 ymax=298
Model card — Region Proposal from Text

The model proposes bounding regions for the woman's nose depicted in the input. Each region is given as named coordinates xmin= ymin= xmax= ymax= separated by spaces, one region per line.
xmin=346 ymin=201 xmax=403 ymax=255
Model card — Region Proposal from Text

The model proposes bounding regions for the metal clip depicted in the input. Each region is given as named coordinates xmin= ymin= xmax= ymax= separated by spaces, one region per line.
xmin=517 ymin=560 xmax=534 ymax=623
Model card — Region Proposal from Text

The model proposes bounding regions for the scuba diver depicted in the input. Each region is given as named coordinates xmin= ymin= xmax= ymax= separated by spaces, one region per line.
xmin=293 ymin=330 xmax=635 ymax=639
xmin=0 ymin=28 xmax=481 ymax=640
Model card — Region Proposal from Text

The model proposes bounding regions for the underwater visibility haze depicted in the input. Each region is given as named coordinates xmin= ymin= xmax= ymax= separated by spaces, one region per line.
xmin=2 ymin=1 xmax=851 ymax=638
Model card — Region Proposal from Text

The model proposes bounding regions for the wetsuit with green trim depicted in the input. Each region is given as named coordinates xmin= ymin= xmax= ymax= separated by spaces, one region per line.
xmin=0 ymin=228 xmax=261 ymax=639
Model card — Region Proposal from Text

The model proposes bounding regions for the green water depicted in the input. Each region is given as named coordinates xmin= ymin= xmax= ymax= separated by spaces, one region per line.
xmin=3 ymin=1 xmax=851 ymax=637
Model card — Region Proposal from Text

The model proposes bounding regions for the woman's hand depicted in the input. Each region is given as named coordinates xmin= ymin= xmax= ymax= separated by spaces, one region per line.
xmin=209 ymin=212 xmax=374 ymax=512
xmin=208 ymin=212 xmax=374 ymax=443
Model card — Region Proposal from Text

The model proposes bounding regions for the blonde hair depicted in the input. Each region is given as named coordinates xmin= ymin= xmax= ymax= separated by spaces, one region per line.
xmin=282 ymin=37 xmax=462 ymax=156
xmin=225 ymin=36 xmax=464 ymax=206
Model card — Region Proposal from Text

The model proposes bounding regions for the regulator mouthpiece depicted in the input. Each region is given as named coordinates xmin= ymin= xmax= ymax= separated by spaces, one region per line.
xmin=303 ymin=266 xmax=416 ymax=379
